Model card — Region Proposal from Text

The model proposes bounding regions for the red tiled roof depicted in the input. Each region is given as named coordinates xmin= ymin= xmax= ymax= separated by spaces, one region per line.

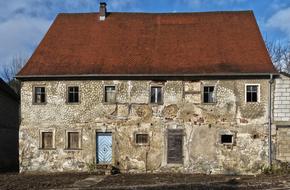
xmin=17 ymin=11 xmax=276 ymax=77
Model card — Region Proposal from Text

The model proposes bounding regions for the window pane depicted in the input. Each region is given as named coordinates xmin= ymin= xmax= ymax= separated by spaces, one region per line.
xmin=136 ymin=134 xmax=148 ymax=144
xmin=105 ymin=86 xmax=116 ymax=103
xmin=34 ymin=87 xmax=46 ymax=103
xmin=151 ymin=87 xmax=162 ymax=103
xmin=68 ymin=87 xmax=79 ymax=103
xmin=42 ymin=132 xmax=53 ymax=149
xmin=246 ymin=85 xmax=258 ymax=102
xmin=68 ymin=132 xmax=79 ymax=149
xmin=221 ymin=135 xmax=233 ymax=144
xmin=157 ymin=88 xmax=162 ymax=103
xmin=204 ymin=86 xmax=214 ymax=103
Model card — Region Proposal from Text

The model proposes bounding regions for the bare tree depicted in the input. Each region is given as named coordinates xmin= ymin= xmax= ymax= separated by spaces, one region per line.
xmin=1 ymin=55 xmax=27 ymax=82
xmin=1 ymin=55 xmax=27 ymax=94
xmin=265 ymin=40 xmax=290 ymax=73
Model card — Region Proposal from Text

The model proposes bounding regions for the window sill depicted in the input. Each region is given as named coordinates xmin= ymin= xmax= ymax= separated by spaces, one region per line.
xmin=33 ymin=103 xmax=47 ymax=105
xmin=135 ymin=143 xmax=149 ymax=146
xmin=64 ymin=148 xmax=82 ymax=151
xmin=149 ymin=103 xmax=163 ymax=106
xmin=102 ymin=102 xmax=117 ymax=105
xmin=39 ymin=148 xmax=56 ymax=150
xmin=202 ymin=102 xmax=217 ymax=105
xmin=166 ymin=163 xmax=184 ymax=166
xmin=66 ymin=102 xmax=81 ymax=105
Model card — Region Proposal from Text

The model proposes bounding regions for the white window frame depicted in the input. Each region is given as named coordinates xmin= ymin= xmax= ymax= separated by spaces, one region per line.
xmin=39 ymin=129 xmax=55 ymax=149
xmin=65 ymin=129 xmax=82 ymax=150
xmin=245 ymin=84 xmax=260 ymax=103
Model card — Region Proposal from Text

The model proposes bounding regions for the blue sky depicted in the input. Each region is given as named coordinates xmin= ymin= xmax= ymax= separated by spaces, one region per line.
xmin=0 ymin=0 xmax=290 ymax=71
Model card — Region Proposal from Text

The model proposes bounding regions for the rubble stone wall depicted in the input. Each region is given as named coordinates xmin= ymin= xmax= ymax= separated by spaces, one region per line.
xmin=20 ymin=79 xmax=271 ymax=174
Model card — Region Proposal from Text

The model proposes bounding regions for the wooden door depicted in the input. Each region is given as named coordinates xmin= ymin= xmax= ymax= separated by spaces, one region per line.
xmin=167 ymin=129 xmax=183 ymax=164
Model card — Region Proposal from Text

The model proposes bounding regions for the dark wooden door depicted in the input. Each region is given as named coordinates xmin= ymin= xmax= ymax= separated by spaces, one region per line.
xmin=167 ymin=129 xmax=183 ymax=164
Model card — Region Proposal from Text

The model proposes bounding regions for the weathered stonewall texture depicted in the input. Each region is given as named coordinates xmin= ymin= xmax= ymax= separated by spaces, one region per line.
xmin=0 ymin=80 xmax=19 ymax=171
xmin=274 ymin=73 xmax=290 ymax=162
xmin=20 ymin=79 xmax=270 ymax=174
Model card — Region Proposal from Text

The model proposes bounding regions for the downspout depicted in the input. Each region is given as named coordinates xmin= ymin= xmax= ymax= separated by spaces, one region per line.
xmin=268 ymin=74 xmax=274 ymax=167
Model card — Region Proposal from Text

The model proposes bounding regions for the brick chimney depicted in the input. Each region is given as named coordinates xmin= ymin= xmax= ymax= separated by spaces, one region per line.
xmin=99 ymin=2 xmax=107 ymax=21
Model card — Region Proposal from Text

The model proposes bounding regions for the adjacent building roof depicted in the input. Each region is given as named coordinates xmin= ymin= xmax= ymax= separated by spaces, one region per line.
xmin=0 ymin=79 xmax=19 ymax=101
xmin=17 ymin=10 xmax=277 ymax=78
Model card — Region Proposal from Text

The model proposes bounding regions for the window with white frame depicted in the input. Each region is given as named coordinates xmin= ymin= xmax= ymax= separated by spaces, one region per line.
xmin=150 ymin=86 xmax=162 ymax=104
xmin=246 ymin=85 xmax=259 ymax=102
xmin=104 ymin=86 xmax=116 ymax=103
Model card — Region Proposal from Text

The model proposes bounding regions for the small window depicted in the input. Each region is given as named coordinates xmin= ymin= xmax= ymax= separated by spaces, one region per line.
xmin=68 ymin=86 xmax=79 ymax=103
xmin=150 ymin=86 xmax=162 ymax=104
xmin=41 ymin=132 xmax=53 ymax=149
xmin=34 ymin=87 xmax=46 ymax=104
xmin=135 ymin=134 xmax=149 ymax=144
xmin=246 ymin=85 xmax=258 ymax=102
xmin=67 ymin=132 xmax=80 ymax=149
xmin=203 ymin=86 xmax=215 ymax=103
xmin=105 ymin=86 xmax=116 ymax=103
xmin=221 ymin=134 xmax=233 ymax=144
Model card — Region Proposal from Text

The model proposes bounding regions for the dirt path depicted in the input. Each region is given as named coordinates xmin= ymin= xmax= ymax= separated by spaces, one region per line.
xmin=1 ymin=173 xmax=290 ymax=190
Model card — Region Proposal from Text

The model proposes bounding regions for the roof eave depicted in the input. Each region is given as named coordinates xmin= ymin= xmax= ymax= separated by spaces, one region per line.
xmin=16 ymin=73 xmax=279 ymax=81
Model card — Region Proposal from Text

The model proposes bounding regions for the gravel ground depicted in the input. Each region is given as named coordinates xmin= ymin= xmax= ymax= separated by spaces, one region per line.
xmin=1 ymin=172 xmax=290 ymax=190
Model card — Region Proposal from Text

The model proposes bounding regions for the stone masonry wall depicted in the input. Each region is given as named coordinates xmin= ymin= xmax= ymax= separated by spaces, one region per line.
xmin=20 ymin=79 xmax=270 ymax=174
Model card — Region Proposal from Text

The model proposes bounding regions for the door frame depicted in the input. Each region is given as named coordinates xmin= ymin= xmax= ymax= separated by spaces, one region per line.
xmin=95 ymin=130 xmax=114 ymax=165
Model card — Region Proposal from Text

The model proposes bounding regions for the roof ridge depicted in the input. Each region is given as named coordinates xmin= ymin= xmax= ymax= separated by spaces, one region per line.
xmin=57 ymin=10 xmax=253 ymax=16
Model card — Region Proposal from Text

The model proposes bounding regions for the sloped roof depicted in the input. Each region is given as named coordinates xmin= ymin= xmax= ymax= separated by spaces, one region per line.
xmin=0 ymin=79 xmax=19 ymax=101
xmin=17 ymin=11 xmax=276 ymax=78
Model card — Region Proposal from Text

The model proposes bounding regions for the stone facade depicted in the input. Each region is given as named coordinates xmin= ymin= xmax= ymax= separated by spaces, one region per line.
xmin=274 ymin=73 xmax=290 ymax=162
xmin=0 ymin=79 xmax=19 ymax=171
xmin=19 ymin=78 xmax=271 ymax=174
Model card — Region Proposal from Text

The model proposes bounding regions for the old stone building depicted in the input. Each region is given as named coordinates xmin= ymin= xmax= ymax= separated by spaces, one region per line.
xmin=0 ymin=78 xmax=19 ymax=171
xmin=17 ymin=4 xmax=278 ymax=174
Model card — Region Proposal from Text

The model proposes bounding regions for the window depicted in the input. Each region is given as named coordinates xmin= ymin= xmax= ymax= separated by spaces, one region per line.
xmin=150 ymin=86 xmax=162 ymax=104
xmin=135 ymin=134 xmax=149 ymax=144
xmin=203 ymin=86 xmax=215 ymax=103
xmin=246 ymin=85 xmax=258 ymax=102
xmin=34 ymin=87 xmax=46 ymax=104
xmin=40 ymin=130 xmax=54 ymax=149
xmin=221 ymin=134 xmax=233 ymax=144
xmin=104 ymin=86 xmax=116 ymax=103
xmin=67 ymin=132 xmax=80 ymax=149
xmin=67 ymin=86 xmax=79 ymax=103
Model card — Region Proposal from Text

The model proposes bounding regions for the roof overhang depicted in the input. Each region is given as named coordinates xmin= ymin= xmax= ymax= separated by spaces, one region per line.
xmin=16 ymin=73 xmax=279 ymax=81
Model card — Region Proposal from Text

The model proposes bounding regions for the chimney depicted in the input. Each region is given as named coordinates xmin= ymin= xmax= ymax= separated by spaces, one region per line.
xmin=99 ymin=2 xmax=107 ymax=21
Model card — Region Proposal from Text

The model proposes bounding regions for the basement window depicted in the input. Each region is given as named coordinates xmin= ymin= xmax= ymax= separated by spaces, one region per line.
xmin=221 ymin=134 xmax=233 ymax=144
xmin=67 ymin=132 xmax=81 ymax=150
xmin=104 ymin=86 xmax=116 ymax=103
xmin=67 ymin=86 xmax=79 ymax=103
xmin=246 ymin=85 xmax=259 ymax=102
xmin=34 ymin=87 xmax=46 ymax=104
xmin=150 ymin=86 xmax=162 ymax=104
xmin=203 ymin=86 xmax=215 ymax=103
xmin=135 ymin=134 xmax=149 ymax=145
